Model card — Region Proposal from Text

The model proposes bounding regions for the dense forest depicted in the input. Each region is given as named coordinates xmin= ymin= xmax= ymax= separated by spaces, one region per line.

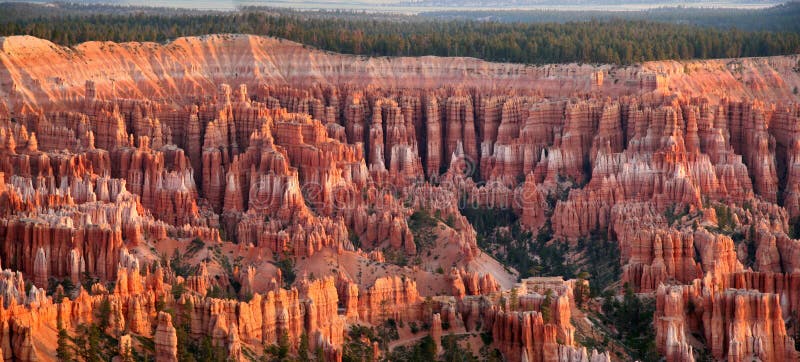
xmin=0 ymin=2 xmax=799 ymax=65
xmin=424 ymin=1 xmax=800 ymax=33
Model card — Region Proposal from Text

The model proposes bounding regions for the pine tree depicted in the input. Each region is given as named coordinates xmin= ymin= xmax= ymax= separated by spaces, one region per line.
xmin=509 ymin=288 xmax=519 ymax=311
xmin=574 ymin=271 xmax=590 ymax=308
xmin=56 ymin=322 xmax=73 ymax=362
xmin=97 ymin=298 xmax=111 ymax=331
xmin=541 ymin=289 xmax=554 ymax=323
xmin=299 ymin=332 xmax=310 ymax=361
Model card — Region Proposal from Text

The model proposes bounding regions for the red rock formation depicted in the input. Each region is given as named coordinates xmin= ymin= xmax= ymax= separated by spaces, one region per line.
xmin=154 ymin=311 xmax=178 ymax=362
xmin=448 ymin=267 xmax=500 ymax=298
xmin=655 ymin=281 xmax=799 ymax=362
xmin=431 ymin=313 xmax=443 ymax=352
xmin=184 ymin=262 xmax=211 ymax=296
xmin=654 ymin=284 xmax=697 ymax=362
xmin=483 ymin=277 xmax=609 ymax=362
xmin=358 ymin=276 xmax=421 ymax=324
xmin=730 ymin=100 xmax=779 ymax=203
xmin=0 ymin=216 xmax=125 ymax=283
xmin=300 ymin=277 xmax=345 ymax=349
xmin=727 ymin=271 xmax=800 ymax=319
xmin=3 ymin=34 xmax=800 ymax=362
xmin=518 ymin=175 xmax=548 ymax=231
xmin=611 ymin=204 xmax=703 ymax=292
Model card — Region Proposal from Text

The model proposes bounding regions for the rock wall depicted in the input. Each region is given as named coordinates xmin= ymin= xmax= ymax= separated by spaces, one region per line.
xmin=656 ymin=280 xmax=799 ymax=362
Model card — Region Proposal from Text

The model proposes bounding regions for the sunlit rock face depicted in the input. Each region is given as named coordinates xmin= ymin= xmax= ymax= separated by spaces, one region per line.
xmin=0 ymin=34 xmax=798 ymax=361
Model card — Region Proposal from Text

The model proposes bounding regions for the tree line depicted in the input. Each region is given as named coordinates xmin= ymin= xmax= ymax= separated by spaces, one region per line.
xmin=424 ymin=1 xmax=800 ymax=33
xmin=0 ymin=4 xmax=799 ymax=65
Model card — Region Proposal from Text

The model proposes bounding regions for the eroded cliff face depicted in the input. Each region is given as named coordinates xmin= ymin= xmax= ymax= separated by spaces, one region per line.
xmin=0 ymin=34 xmax=798 ymax=361
xmin=655 ymin=277 xmax=799 ymax=362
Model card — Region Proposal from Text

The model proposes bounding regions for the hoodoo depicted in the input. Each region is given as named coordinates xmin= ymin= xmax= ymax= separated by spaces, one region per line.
xmin=0 ymin=27 xmax=797 ymax=361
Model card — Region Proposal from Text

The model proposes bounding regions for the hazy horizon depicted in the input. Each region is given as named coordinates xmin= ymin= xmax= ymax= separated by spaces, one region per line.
xmin=2 ymin=0 xmax=785 ymax=12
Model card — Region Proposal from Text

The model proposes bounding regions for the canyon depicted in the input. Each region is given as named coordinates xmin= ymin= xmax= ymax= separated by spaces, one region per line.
xmin=0 ymin=33 xmax=798 ymax=361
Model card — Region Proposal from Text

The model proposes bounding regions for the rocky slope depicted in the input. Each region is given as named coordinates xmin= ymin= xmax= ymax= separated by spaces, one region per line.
xmin=0 ymin=34 xmax=798 ymax=361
